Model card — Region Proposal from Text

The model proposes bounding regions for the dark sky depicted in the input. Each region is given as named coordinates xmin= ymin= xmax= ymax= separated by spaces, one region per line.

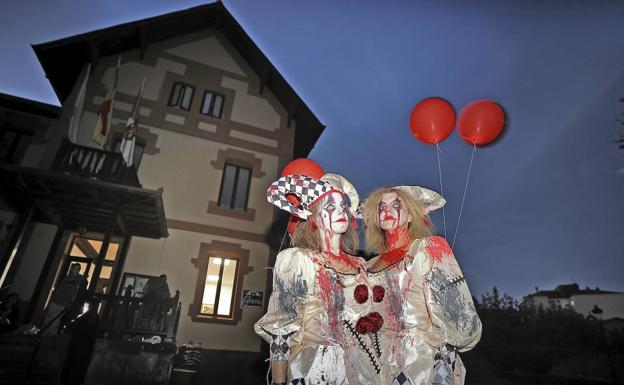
xmin=2 ymin=0 xmax=623 ymax=299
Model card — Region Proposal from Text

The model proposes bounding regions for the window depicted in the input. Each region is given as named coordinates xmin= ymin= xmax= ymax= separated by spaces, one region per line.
xmin=168 ymin=82 xmax=194 ymax=110
xmin=200 ymin=256 xmax=239 ymax=317
xmin=113 ymin=138 xmax=145 ymax=169
xmin=217 ymin=164 xmax=251 ymax=211
xmin=200 ymin=91 xmax=224 ymax=118
xmin=62 ymin=237 xmax=120 ymax=294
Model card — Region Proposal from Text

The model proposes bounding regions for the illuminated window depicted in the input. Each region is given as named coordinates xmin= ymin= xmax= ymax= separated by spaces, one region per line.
xmin=200 ymin=256 xmax=239 ymax=317
xmin=217 ymin=164 xmax=251 ymax=211
xmin=66 ymin=237 xmax=120 ymax=294
xmin=168 ymin=82 xmax=194 ymax=110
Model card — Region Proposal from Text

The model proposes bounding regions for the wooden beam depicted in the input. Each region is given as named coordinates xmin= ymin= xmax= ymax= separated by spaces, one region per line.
xmin=88 ymin=39 xmax=100 ymax=70
xmin=74 ymin=237 xmax=100 ymax=260
xmin=34 ymin=199 xmax=62 ymax=226
xmin=139 ymin=24 xmax=149 ymax=59
xmin=88 ymin=203 xmax=119 ymax=292
xmin=116 ymin=210 xmax=128 ymax=236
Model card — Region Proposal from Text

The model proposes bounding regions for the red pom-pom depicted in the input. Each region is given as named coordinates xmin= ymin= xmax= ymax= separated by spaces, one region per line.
xmin=368 ymin=312 xmax=384 ymax=333
xmin=355 ymin=312 xmax=385 ymax=334
xmin=355 ymin=316 xmax=371 ymax=334
xmin=372 ymin=286 xmax=385 ymax=303
xmin=354 ymin=284 xmax=369 ymax=304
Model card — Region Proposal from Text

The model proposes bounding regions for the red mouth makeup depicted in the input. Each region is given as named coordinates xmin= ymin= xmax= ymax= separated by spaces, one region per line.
xmin=334 ymin=218 xmax=347 ymax=223
xmin=383 ymin=214 xmax=395 ymax=221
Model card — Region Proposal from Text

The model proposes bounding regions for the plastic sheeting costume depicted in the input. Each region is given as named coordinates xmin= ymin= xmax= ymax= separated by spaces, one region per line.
xmin=364 ymin=186 xmax=481 ymax=385
xmin=255 ymin=173 xmax=383 ymax=385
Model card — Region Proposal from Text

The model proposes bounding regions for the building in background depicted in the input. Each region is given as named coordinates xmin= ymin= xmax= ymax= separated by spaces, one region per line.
xmin=520 ymin=283 xmax=624 ymax=320
xmin=0 ymin=2 xmax=324 ymax=382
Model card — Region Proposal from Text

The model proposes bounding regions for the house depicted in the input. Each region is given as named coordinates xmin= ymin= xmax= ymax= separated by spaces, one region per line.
xmin=520 ymin=283 xmax=624 ymax=320
xmin=0 ymin=2 xmax=324 ymax=382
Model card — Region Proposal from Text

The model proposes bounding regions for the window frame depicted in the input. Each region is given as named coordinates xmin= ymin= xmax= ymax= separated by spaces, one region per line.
xmin=167 ymin=82 xmax=195 ymax=111
xmin=189 ymin=241 xmax=252 ymax=325
xmin=199 ymin=256 xmax=239 ymax=318
xmin=216 ymin=163 xmax=252 ymax=211
xmin=199 ymin=90 xmax=225 ymax=119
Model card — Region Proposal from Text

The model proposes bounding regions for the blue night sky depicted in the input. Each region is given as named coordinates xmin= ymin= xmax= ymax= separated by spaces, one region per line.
xmin=1 ymin=0 xmax=623 ymax=299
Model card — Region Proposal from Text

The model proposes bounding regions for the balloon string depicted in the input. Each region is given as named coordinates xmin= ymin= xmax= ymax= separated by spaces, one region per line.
xmin=278 ymin=217 xmax=290 ymax=253
xmin=452 ymin=143 xmax=476 ymax=248
xmin=435 ymin=142 xmax=447 ymax=239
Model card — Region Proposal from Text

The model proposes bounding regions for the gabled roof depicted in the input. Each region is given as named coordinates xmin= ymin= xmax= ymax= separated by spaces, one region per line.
xmin=31 ymin=1 xmax=324 ymax=158
xmin=0 ymin=92 xmax=60 ymax=119
xmin=525 ymin=283 xmax=621 ymax=300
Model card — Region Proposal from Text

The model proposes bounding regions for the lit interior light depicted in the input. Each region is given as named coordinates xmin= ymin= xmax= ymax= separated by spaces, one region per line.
xmin=207 ymin=275 xmax=219 ymax=282
xmin=212 ymin=258 xmax=222 ymax=265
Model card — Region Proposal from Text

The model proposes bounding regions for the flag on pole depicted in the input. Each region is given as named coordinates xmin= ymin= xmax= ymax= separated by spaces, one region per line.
xmin=120 ymin=77 xmax=145 ymax=167
xmin=68 ymin=63 xmax=91 ymax=143
xmin=92 ymin=56 xmax=120 ymax=147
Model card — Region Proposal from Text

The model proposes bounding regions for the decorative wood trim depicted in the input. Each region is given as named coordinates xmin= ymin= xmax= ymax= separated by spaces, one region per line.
xmin=209 ymin=148 xmax=265 ymax=178
xmin=206 ymin=200 xmax=255 ymax=221
xmin=83 ymin=29 xmax=295 ymax=158
xmin=188 ymin=240 xmax=253 ymax=325
xmin=166 ymin=218 xmax=265 ymax=243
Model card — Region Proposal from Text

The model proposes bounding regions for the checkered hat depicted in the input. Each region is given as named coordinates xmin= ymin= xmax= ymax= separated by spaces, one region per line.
xmin=266 ymin=174 xmax=334 ymax=219
xmin=267 ymin=173 xmax=360 ymax=220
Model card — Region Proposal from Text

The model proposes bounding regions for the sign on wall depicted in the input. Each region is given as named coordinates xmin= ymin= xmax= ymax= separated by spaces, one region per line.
xmin=241 ymin=289 xmax=264 ymax=309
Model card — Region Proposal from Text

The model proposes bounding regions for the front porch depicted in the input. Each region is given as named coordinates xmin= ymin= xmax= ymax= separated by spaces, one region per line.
xmin=0 ymin=137 xmax=172 ymax=384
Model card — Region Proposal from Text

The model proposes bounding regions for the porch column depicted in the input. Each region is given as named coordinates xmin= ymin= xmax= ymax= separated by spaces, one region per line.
xmin=0 ymin=203 xmax=35 ymax=290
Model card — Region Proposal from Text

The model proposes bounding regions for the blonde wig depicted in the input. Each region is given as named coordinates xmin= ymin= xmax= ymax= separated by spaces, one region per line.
xmin=290 ymin=201 xmax=359 ymax=255
xmin=363 ymin=187 xmax=434 ymax=254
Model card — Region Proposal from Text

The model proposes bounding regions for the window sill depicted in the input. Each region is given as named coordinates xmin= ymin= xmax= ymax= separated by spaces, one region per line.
xmin=207 ymin=201 xmax=255 ymax=221
xmin=190 ymin=313 xmax=240 ymax=325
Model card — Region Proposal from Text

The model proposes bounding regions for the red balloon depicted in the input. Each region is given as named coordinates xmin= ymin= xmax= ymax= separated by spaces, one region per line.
xmin=457 ymin=100 xmax=505 ymax=146
xmin=287 ymin=216 xmax=301 ymax=236
xmin=409 ymin=97 xmax=456 ymax=144
xmin=281 ymin=158 xmax=324 ymax=179
xmin=281 ymin=159 xmax=323 ymax=208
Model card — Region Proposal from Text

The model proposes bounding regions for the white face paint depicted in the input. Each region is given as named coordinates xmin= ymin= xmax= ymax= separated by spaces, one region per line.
xmin=316 ymin=191 xmax=350 ymax=235
xmin=377 ymin=192 xmax=412 ymax=232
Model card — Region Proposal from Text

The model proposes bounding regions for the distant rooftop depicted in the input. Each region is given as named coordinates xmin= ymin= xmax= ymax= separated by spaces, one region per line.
xmin=526 ymin=283 xmax=621 ymax=300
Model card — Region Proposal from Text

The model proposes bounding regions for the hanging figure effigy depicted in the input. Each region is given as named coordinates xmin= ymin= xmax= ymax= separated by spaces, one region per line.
xmin=364 ymin=186 xmax=481 ymax=385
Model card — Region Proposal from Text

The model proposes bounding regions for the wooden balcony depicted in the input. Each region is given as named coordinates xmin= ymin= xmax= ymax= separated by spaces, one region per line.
xmin=51 ymin=138 xmax=140 ymax=187
xmin=78 ymin=291 xmax=181 ymax=340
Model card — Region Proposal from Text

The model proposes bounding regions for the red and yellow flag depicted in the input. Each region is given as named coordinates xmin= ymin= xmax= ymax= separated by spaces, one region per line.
xmin=92 ymin=57 xmax=120 ymax=146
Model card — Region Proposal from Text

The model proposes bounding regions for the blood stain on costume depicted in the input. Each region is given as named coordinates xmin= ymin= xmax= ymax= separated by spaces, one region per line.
xmin=316 ymin=267 xmax=345 ymax=339
xmin=425 ymin=236 xmax=453 ymax=263
xmin=275 ymin=272 xmax=308 ymax=316
xmin=383 ymin=271 xmax=405 ymax=331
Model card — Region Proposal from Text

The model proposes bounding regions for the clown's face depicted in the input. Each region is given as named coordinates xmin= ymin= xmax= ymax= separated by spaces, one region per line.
xmin=377 ymin=192 xmax=411 ymax=232
xmin=316 ymin=191 xmax=350 ymax=234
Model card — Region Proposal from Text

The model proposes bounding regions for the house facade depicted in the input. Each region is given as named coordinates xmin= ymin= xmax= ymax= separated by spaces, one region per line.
xmin=521 ymin=283 xmax=624 ymax=320
xmin=0 ymin=1 xmax=323 ymax=358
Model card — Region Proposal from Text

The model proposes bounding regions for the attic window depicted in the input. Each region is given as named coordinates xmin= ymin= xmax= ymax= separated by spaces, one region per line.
xmin=168 ymin=82 xmax=194 ymax=110
xmin=200 ymin=91 xmax=224 ymax=118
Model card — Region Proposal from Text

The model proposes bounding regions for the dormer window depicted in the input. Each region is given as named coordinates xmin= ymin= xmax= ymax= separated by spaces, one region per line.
xmin=168 ymin=82 xmax=194 ymax=110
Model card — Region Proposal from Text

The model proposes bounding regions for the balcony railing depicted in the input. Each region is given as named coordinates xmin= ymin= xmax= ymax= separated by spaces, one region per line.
xmin=76 ymin=291 xmax=181 ymax=339
xmin=51 ymin=138 xmax=140 ymax=187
